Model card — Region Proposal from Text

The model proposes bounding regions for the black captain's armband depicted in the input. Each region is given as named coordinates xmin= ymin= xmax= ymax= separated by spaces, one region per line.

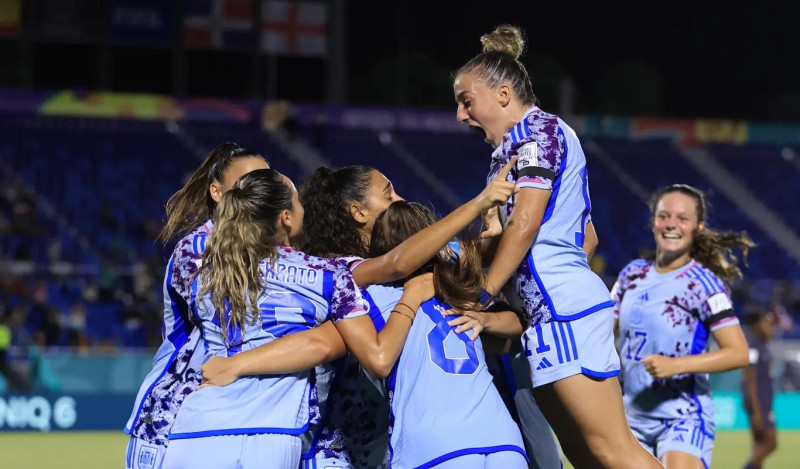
xmin=518 ymin=166 xmax=555 ymax=182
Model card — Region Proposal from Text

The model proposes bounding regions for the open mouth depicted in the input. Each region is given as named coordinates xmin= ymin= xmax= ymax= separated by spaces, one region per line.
xmin=662 ymin=233 xmax=681 ymax=240
xmin=468 ymin=125 xmax=486 ymax=139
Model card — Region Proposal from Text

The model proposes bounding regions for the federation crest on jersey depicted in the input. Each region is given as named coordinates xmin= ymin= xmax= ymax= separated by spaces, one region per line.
xmin=137 ymin=445 xmax=158 ymax=469
xmin=516 ymin=142 xmax=538 ymax=169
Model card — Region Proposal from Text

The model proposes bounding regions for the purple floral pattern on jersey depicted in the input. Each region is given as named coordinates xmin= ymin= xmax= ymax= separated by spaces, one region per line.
xmin=306 ymin=255 xmax=387 ymax=465
xmin=612 ymin=259 xmax=651 ymax=313
xmin=133 ymin=333 xmax=201 ymax=445
xmin=511 ymin=260 xmax=551 ymax=325
xmin=488 ymin=109 xmax=564 ymax=221
xmin=485 ymin=110 xmax=565 ymax=325
xmin=132 ymin=223 xmax=210 ymax=445
xmin=314 ymin=357 xmax=388 ymax=465
xmin=170 ymin=221 xmax=211 ymax=302
xmin=617 ymin=259 xmax=724 ymax=432
xmin=276 ymin=247 xmax=368 ymax=323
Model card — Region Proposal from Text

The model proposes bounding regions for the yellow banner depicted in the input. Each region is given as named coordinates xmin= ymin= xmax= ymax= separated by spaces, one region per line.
xmin=39 ymin=91 xmax=185 ymax=120
xmin=0 ymin=0 xmax=21 ymax=36
xmin=695 ymin=120 xmax=749 ymax=145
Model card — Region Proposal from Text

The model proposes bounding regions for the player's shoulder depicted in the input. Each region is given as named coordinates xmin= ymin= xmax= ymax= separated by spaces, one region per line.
xmin=619 ymin=258 xmax=652 ymax=279
xmin=337 ymin=255 xmax=366 ymax=272
xmin=364 ymin=283 xmax=403 ymax=309
xmin=278 ymin=247 xmax=350 ymax=274
xmin=681 ymin=260 xmax=728 ymax=297
xmin=512 ymin=108 xmax=560 ymax=144
xmin=170 ymin=222 xmax=212 ymax=265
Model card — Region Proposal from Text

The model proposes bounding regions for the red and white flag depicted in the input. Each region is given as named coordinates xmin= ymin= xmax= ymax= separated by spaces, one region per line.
xmin=261 ymin=1 xmax=327 ymax=56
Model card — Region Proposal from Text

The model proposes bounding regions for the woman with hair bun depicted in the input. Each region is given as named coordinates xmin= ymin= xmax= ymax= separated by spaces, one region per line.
xmin=452 ymin=25 xmax=663 ymax=468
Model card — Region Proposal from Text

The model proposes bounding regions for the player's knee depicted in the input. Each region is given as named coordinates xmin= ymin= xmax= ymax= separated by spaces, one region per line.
xmin=766 ymin=434 xmax=778 ymax=453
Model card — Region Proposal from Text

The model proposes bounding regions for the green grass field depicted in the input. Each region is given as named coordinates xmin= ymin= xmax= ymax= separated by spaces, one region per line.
xmin=559 ymin=431 xmax=800 ymax=469
xmin=0 ymin=431 xmax=797 ymax=468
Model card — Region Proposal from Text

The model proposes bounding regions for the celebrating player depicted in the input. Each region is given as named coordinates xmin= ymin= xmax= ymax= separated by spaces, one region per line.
xmin=452 ymin=24 xmax=662 ymax=468
xmin=612 ymin=184 xmax=752 ymax=468
xmin=124 ymin=143 xmax=268 ymax=469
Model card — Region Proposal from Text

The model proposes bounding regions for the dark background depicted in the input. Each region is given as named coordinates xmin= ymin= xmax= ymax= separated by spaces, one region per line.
xmin=0 ymin=1 xmax=795 ymax=120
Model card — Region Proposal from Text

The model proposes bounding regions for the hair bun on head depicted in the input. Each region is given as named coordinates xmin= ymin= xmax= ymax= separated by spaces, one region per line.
xmin=480 ymin=24 xmax=525 ymax=60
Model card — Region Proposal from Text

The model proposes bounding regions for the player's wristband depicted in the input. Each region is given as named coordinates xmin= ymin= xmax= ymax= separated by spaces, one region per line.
xmin=478 ymin=288 xmax=493 ymax=307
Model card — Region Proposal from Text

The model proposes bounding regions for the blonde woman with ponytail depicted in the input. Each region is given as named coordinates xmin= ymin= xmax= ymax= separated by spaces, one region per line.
xmin=163 ymin=169 xmax=435 ymax=469
xmin=452 ymin=25 xmax=663 ymax=468
xmin=124 ymin=142 xmax=268 ymax=469
xmin=195 ymin=160 xmax=518 ymax=469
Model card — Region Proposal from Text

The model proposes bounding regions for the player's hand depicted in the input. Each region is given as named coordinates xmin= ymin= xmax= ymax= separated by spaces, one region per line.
xmin=403 ymin=273 xmax=435 ymax=305
xmin=447 ymin=311 xmax=487 ymax=340
xmin=641 ymin=354 xmax=681 ymax=379
xmin=480 ymin=207 xmax=504 ymax=239
xmin=473 ymin=157 xmax=519 ymax=213
xmin=198 ymin=356 xmax=241 ymax=389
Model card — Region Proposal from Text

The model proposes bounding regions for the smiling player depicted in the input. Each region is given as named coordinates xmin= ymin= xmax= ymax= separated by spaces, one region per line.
xmin=612 ymin=184 xmax=753 ymax=468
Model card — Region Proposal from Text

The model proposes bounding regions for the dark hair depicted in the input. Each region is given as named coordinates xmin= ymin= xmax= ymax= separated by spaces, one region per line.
xmin=741 ymin=303 xmax=770 ymax=326
xmin=197 ymin=169 xmax=293 ymax=343
xmin=298 ymin=166 xmax=374 ymax=258
xmin=159 ymin=142 xmax=267 ymax=244
xmin=368 ymin=201 xmax=483 ymax=309
xmin=649 ymin=184 xmax=755 ymax=282
xmin=454 ymin=24 xmax=538 ymax=107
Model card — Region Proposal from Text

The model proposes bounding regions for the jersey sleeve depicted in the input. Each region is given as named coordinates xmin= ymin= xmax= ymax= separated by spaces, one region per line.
xmin=339 ymin=255 xmax=366 ymax=272
xmin=511 ymin=118 xmax=565 ymax=192
xmin=610 ymin=259 xmax=649 ymax=319
xmin=328 ymin=265 xmax=370 ymax=323
xmin=699 ymin=289 xmax=738 ymax=332
xmin=611 ymin=264 xmax=632 ymax=318
xmin=610 ymin=280 xmax=623 ymax=319
xmin=170 ymin=231 xmax=208 ymax=305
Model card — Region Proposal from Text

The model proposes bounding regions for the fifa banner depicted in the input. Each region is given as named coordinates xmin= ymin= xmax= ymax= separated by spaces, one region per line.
xmin=108 ymin=0 xmax=175 ymax=46
xmin=0 ymin=393 xmax=135 ymax=432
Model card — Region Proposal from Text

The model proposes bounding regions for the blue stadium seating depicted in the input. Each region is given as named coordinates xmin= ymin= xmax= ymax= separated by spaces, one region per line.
xmin=3 ymin=114 xmax=799 ymax=345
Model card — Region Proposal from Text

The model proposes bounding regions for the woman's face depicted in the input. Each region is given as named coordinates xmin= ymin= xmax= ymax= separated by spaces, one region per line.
xmin=358 ymin=170 xmax=404 ymax=236
xmin=284 ymin=175 xmax=304 ymax=240
xmin=453 ymin=71 xmax=506 ymax=148
xmin=652 ymin=191 xmax=703 ymax=259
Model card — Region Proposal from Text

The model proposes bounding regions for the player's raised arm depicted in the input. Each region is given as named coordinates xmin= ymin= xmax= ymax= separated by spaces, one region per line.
xmin=352 ymin=157 xmax=517 ymax=287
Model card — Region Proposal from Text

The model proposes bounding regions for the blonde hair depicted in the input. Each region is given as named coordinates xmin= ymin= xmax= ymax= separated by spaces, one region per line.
xmin=197 ymin=169 xmax=293 ymax=342
xmin=480 ymin=24 xmax=525 ymax=59
xmin=455 ymin=25 xmax=538 ymax=106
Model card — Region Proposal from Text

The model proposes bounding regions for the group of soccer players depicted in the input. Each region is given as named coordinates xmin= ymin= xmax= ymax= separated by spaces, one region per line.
xmin=124 ymin=24 xmax=761 ymax=469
